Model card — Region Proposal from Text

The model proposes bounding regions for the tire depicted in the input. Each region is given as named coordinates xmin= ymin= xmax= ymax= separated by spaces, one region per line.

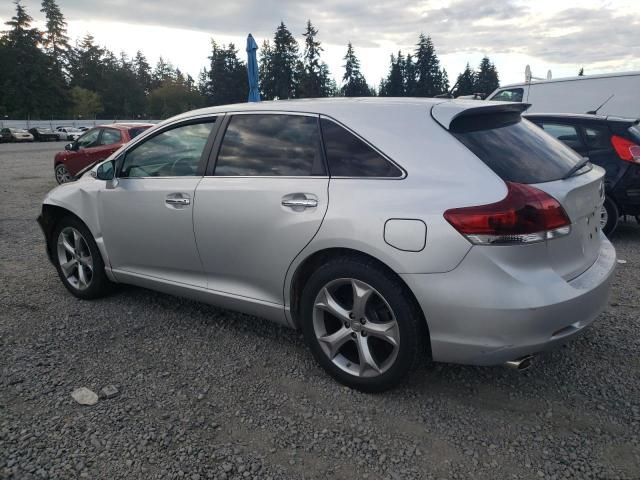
xmin=55 ymin=164 xmax=72 ymax=184
xmin=299 ymin=256 xmax=424 ymax=392
xmin=601 ymin=196 xmax=619 ymax=236
xmin=51 ymin=216 xmax=113 ymax=300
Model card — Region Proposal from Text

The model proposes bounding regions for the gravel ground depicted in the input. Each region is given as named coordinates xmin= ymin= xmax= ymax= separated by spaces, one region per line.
xmin=1 ymin=142 xmax=639 ymax=480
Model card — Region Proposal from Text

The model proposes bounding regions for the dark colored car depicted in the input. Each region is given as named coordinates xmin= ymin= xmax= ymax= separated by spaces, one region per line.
xmin=525 ymin=113 xmax=640 ymax=234
xmin=29 ymin=127 xmax=59 ymax=142
xmin=54 ymin=123 xmax=153 ymax=184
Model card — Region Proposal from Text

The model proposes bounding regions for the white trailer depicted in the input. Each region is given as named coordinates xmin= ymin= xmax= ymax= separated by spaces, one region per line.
xmin=486 ymin=71 xmax=640 ymax=118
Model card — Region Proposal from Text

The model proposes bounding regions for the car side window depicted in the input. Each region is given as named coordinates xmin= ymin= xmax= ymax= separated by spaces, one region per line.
xmin=583 ymin=125 xmax=611 ymax=149
xmin=120 ymin=121 xmax=215 ymax=178
xmin=490 ymin=88 xmax=524 ymax=102
xmin=540 ymin=123 xmax=583 ymax=150
xmin=215 ymin=114 xmax=324 ymax=176
xmin=76 ymin=129 xmax=101 ymax=149
xmin=320 ymin=118 xmax=402 ymax=177
xmin=99 ymin=128 xmax=122 ymax=146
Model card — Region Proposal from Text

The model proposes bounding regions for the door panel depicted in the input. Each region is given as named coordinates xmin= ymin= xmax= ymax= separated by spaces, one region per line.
xmin=193 ymin=177 xmax=329 ymax=303
xmin=99 ymin=178 xmax=205 ymax=286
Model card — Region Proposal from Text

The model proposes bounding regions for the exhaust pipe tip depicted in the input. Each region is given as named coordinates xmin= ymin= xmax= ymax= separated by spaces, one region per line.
xmin=504 ymin=355 xmax=534 ymax=371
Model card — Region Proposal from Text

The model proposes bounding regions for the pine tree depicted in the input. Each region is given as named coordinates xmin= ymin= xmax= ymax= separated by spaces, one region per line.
xmin=341 ymin=42 xmax=370 ymax=97
xmin=69 ymin=34 xmax=106 ymax=93
xmin=454 ymin=63 xmax=476 ymax=96
xmin=269 ymin=22 xmax=299 ymax=99
xmin=133 ymin=50 xmax=152 ymax=94
xmin=258 ymin=40 xmax=275 ymax=100
xmin=152 ymin=57 xmax=176 ymax=88
xmin=1 ymin=1 xmax=67 ymax=117
xmin=382 ymin=51 xmax=405 ymax=96
xmin=40 ymin=0 xmax=69 ymax=69
xmin=474 ymin=56 xmax=499 ymax=97
xmin=414 ymin=34 xmax=446 ymax=97
xmin=298 ymin=20 xmax=332 ymax=98
xmin=578 ymin=67 xmax=584 ymax=76
xmin=206 ymin=40 xmax=248 ymax=106
xmin=404 ymin=53 xmax=416 ymax=96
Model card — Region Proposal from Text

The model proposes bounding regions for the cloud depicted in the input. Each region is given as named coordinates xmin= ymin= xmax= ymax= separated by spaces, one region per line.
xmin=2 ymin=0 xmax=639 ymax=68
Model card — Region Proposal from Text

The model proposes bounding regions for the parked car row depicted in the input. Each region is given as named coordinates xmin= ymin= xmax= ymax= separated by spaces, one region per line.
xmin=39 ymin=99 xmax=618 ymax=391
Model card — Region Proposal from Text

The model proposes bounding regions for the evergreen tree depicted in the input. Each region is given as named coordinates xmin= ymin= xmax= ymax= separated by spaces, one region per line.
xmin=206 ymin=40 xmax=248 ymax=106
xmin=133 ymin=50 xmax=152 ymax=94
xmin=0 ymin=1 xmax=67 ymax=117
xmin=454 ymin=63 xmax=476 ymax=96
xmin=414 ymin=34 xmax=446 ymax=97
xmin=578 ymin=67 xmax=584 ymax=76
xmin=381 ymin=51 xmax=405 ymax=96
xmin=474 ymin=56 xmax=499 ymax=97
xmin=258 ymin=40 xmax=275 ymax=100
xmin=341 ymin=42 xmax=371 ymax=97
xmin=40 ymin=0 xmax=69 ymax=70
xmin=69 ymin=34 xmax=106 ymax=93
xmin=269 ymin=22 xmax=299 ymax=99
xmin=298 ymin=20 xmax=332 ymax=98
xmin=404 ymin=53 xmax=416 ymax=96
xmin=152 ymin=57 xmax=176 ymax=88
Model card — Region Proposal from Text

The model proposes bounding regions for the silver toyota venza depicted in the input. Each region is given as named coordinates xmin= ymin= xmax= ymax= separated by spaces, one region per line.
xmin=38 ymin=98 xmax=616 ymax=391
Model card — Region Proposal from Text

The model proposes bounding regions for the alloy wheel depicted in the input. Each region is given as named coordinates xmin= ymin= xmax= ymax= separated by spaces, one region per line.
xmin=599 ymin=204 xmax=608 ymax=229
xmin=55 ymin=165 xmax=72 ymax=184
xmin=56 ymin=227 xmax=94 ymax=290
xmin=312 ymin=278 xmax=400 ymax=378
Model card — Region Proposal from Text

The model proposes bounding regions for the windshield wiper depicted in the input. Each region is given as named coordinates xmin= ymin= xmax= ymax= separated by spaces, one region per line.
xmin=563 ymin=157 xmax=591 ymax=180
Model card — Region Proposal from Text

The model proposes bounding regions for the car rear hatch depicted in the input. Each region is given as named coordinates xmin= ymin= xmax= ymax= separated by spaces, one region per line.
xmin=432 ymin=101 xmax=605 ymax=280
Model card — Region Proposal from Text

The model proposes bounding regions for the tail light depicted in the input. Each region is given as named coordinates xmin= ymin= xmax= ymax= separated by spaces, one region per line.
xmin=611 ymin=135 xmax=640 ymax=163
xmin=444 ymin=182 xmax=571 ymax=245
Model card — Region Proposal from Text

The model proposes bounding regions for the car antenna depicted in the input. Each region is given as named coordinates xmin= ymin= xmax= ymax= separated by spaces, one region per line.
xmin=586 ymin=94 xmax=614 ymax=115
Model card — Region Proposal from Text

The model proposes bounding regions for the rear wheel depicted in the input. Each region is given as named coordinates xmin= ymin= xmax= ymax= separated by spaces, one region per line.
xmin=600 ymin=196 xmax=619 ymax=236
xmin=55 ymin=164 xmax=72 ymax=184
xmin=52 ymin=217 xmax=112 ymax=299
xmin=300 ymin=257 xmax=423 ymax=392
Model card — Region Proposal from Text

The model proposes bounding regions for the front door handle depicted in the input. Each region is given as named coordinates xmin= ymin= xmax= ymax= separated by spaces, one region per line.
xmin=165 ymin=193 xmax=191 ymax=209
xmin=281 ymin=198 xmax=318 ymax=208
xmin=166 ymin=197 xmax=190 ymax=206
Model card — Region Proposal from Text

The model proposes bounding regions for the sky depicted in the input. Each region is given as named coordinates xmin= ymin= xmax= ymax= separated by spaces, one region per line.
xmin=3 ymin=0 xmax=640 ymax=89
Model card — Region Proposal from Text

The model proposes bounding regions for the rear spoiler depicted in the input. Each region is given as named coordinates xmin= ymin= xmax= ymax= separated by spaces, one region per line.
xmin=431 ymin=101 xmax=531 ymax=130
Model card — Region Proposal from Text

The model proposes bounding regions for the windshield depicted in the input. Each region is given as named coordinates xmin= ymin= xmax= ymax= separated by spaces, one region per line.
xmin=451 ymin=112 xmax=583 ymax=184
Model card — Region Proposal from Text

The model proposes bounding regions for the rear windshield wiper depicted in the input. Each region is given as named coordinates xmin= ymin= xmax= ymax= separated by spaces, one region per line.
xmin=563 ymin=157 xmax=591 ymax=180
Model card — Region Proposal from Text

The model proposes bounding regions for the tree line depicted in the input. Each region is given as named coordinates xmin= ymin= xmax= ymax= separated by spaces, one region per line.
xmin=0 ymin=0 xmax=500 ymax=120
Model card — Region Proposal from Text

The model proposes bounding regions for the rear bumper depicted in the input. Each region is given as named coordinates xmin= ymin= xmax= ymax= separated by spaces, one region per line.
xmin=402 ymin=236 xmax=616 ymax=366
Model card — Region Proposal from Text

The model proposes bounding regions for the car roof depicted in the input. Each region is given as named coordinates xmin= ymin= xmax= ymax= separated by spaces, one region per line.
xmin=524 ymin=112 xmax=639 ymax=124
xmin=166 ymin=97 xmax=525 ymax=128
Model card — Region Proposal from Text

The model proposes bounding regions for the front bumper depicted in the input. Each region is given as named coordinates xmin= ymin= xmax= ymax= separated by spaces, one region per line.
xmin=402 ymin=237 xmax=616 ymax=366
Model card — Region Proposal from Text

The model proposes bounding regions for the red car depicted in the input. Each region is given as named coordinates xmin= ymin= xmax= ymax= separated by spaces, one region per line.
xmin=54 ymin=123 xmax=153 ymax=183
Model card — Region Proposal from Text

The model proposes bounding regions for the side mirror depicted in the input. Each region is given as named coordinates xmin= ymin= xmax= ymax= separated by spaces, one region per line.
xmin=64 ymin=143 xmax=74 ymax=151
xmin=95 ymin=160 xmax=115 ymax=181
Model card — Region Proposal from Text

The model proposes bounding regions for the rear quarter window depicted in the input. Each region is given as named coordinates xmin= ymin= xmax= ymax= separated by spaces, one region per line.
xmin=451 ymin=113 xmax=582 ymax=184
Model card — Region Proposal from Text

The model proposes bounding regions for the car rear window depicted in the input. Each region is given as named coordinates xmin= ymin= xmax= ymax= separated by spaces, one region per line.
xmin=629 ymin=124 xmax=640 ymax=143
xmin=451 ymin=112 xmax=583 ymax=184
xmin=129 ymin=127 xmax=150 ymax=139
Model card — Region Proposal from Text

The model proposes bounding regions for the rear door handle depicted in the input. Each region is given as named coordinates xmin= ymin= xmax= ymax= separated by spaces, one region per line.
xmin=281 ymin=198 xmax=318 ymax=208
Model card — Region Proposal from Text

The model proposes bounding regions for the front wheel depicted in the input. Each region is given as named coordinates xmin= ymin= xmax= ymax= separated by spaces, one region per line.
xmin=52 ymin=217 xmax=113 ymax=299
xmin=55 ymin=164 xmax=72 ymax=184
xmin=600 ymin=196 xmax=619 ymax=236
xmin=300 ymin=257 xmax=423 ymax=392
